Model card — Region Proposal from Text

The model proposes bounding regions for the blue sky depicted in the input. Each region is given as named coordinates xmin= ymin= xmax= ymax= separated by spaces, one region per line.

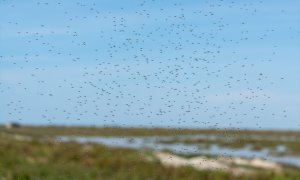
xmin=0 ymin=0 xmax=299 ymax=129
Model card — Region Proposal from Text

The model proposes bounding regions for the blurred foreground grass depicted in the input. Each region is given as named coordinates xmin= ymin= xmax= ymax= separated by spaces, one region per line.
xmin=0 ymin=136 xmax=228 ymax=180
xmin=1 ymin=135 xmax=300 ymax=180
xmin=1 ymin=126 xmax=300 ymax=179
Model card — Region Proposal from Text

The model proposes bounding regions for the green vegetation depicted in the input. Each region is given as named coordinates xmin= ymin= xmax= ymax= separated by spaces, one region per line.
xmin=157 ymin=136 xmax=300 ymax=156
xmin=1 ymin=135 xmax=300 ymax=180
xmin=0 ymin=135 xmax=224 ymax=180
xmin=2 ymin=125 xmax=300 ymax=156
xmin=1 ymin=125 xmax=300 ymax=137
xmin=1 ymin=126 xmax=300 ymax=179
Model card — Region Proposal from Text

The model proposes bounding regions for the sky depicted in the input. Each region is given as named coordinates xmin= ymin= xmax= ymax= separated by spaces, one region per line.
xmin=0 ymin=0 xmax=300 ymax=129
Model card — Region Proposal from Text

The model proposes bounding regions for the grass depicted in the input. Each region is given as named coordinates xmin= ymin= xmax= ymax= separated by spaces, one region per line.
xmin=156 ymin=137 xmax=300 ymax=156
xmin=1 ymin=125 xmax=300 ymax=179
xmin=4 ymin=126 xmax=300 ymax=156
xmin=1 ymin=135 xmax=300 ymax=180
xmin=1 ymin=125 xmax=300 ymax=137
xmin=0 ymin=135 xmax=227 ymax=180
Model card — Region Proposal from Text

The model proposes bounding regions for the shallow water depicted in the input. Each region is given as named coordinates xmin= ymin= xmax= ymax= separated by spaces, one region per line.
xmin=58 ymin=136 xmax=300 ymax=167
